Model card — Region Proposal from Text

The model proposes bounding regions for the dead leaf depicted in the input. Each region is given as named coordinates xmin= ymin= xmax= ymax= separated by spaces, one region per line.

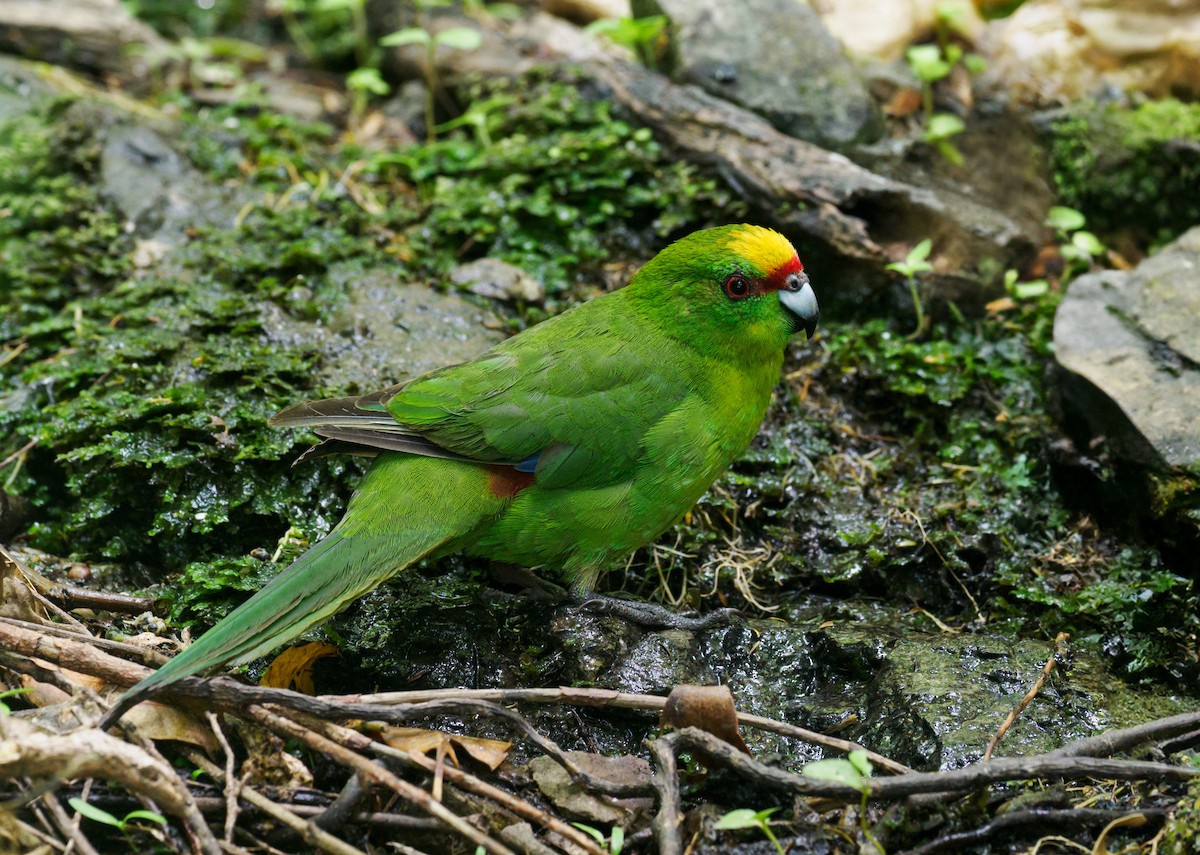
xmin=125 ymin=702 xmax=220 ymax=754
xmin=528 ymin=752 xmax=653 ymax=824
xmin=660 ymin=684 xmax=750 ymax=754
xmin=259 ymin=642 xmax=338 ymax=693
xmin=378 ymin=725 xmax=512 ymax=771
xmin=883 ymin=86 xmax=922 ymax=117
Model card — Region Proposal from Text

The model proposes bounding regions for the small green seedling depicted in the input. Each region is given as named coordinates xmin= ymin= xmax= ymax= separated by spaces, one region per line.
xmin=716 ymin=807 xmax=786 ymax=855
xmin=380 ymin=25 xmax=483 ymax=141
xmin=1004 ymin=269 xmax=1049 ymax=301
xmin=1045 ymin=206 xmax=1106 ymax=281
xmin=801 ymin=749 xmax=873 ymax=795
xmin=571 ymin=822 xmax=625 ymax=854
xmin=924 ymin=113 xmax=965 ymax=165
xmin=803 ymin=751 xmax=881 ymax=850
xmin=0 ymin=687 xmax=30 ymax=715
xmin=886 ymin=238 xmax=934 ymax=338
xmin=69 ymin=797 xmax=167 ymax=849
xmin=585 ymin=16 xmax=668 ymax=69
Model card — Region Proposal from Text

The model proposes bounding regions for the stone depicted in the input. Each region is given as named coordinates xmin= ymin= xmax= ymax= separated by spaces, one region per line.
xmin=631 ymin=0 xmax=882 ymax=150
xmin=1052 ymin=227 xmax=1200 ymax=470
xmin=984 ymin=0 xmax=1200 ymax=102
xmin=450 ymin=257 xmax=545 ymax=303
xmin=0 ymin=0 xmax=169 ymax=78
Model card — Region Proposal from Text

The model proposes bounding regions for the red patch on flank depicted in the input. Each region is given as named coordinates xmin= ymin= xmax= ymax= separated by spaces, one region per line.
xmin=487 ymin=466 xmax=536 ymax=498
xmin=763 ymin=255 xmax=804 ymax=293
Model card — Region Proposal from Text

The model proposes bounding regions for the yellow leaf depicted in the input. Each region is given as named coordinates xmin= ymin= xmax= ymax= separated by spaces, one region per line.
xmin=259 ymin=642 xmax=338 ymax=693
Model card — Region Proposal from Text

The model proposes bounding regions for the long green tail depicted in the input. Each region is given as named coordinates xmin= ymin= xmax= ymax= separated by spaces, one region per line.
xmin=101 ymin=455 xmax=502 ymax=727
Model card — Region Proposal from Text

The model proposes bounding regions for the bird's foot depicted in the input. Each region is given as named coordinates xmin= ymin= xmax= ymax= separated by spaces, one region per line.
xmin=485 ymin=562 xmax=569 ymax=602
xmin=576 ymin=593 xmax=740 ymax=631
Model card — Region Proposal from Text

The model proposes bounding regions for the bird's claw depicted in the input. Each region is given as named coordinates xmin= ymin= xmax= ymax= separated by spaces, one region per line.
xmin=576 ymin=594 xmax=740 ymax=630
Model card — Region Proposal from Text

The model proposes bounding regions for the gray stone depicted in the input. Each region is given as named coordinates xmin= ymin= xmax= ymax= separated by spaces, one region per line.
xmin=632 ymin=0 xmax=882 ymax=150
xmin=450 ymin=257 xmax=545 ymax=303
xmin=1053 ymin=227 xmax=1200 ymax=470
xmin=315 ymin=265 xmax=506 ymax=394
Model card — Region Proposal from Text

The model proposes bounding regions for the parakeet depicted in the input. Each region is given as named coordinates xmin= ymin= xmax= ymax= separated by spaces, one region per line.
xmin=100 ymin=224 xmax=818 ymax=726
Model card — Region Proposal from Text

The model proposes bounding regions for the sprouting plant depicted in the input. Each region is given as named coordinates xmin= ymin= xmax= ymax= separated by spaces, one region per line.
xmin=380 ymin=24 xmax=483 ymax=141
xmin=435 ymin=94 xmax=515 ymax=147
xmin=715 ymin=807 xmax=786 ymax=855
xmin=803 ymin=750 xmax=881 ymax=850
xmin=887 ymin=238 xmax=934 ymax=338
xmin=346 ymin=67 xmax=390 ymax=124
xmin=1004 ymin=268 xmax=1050 ymax=301
xmin=68 ymin=798 xmax=167 ymax=849
xmin=924 ymin=113 xmax=966 ymax=165
xmin=585 ymin=15 xmax=669 ymax=69
xmin=1046 ymin=205 xmax=1106 ymax=281
xmin=572 ymin=822 xmax=625 ymax=854
xmin=905 ymin=7 xmax=983 ymax=165
xmin=0 ymin=687 xmax=30 ymax=714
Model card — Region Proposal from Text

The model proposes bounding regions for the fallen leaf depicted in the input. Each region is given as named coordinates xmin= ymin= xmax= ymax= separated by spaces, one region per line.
xmin=528 ymin=752 xmax=653 ymax=824
xmin=660 ymin=684 xmax=750 ymax=754
xmin=378 ymin=726 xmax=512 ymax=771
xmin=259 ymin=642 xmax=338 ymax=693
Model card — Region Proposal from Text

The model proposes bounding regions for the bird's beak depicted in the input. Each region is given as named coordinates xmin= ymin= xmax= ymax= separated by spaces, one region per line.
xmin=780 ymin=271 xmax=819 ymax=339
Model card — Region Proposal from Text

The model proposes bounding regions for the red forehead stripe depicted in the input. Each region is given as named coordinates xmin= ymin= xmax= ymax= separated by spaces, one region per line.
xmin=764 ymin=255 xmax=804 ymax=292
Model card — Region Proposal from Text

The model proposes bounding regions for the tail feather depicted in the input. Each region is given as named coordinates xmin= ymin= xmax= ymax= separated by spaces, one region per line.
xmin=100 ymin=455 xmax=502 ymax=727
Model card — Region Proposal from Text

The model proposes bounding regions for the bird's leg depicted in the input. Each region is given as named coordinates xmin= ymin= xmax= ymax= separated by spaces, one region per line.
xmin=485 ymin=562 xmax=569 ymax=602
xmin=572 ymin=585 xmax=740 ymax=631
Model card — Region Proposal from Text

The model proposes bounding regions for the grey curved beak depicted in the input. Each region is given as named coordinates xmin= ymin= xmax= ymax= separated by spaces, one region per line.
xmin=780 ymin=271 xmax=819 ymax=338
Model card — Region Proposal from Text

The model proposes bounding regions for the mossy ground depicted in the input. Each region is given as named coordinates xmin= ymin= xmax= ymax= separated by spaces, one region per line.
xmin=1047 ymin=97 xmax=1200 ymax=248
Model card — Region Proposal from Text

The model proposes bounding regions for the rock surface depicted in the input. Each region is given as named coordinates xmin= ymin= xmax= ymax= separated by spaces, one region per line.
xmin=1053 ymin=226 xmax=1200 ymax=470
xmin=984 ymin=0 xmax=1200 ymax=102
xmin=0 ymin=0 xmax=168 ymax=78
xmin=632 ymin=0 xmax=881 ymax=150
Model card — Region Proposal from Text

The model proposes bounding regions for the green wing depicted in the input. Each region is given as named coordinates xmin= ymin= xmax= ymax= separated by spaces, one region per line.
xmin=272 ymin=292 xmax=691 ymax=489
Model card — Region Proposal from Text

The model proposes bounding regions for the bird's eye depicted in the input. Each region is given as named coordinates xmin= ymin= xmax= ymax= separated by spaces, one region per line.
xmin=723 ymin=275 xmax=751 ymax=300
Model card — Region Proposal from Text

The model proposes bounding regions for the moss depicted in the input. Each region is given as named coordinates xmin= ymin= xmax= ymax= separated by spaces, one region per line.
xmin=1047 ymin=98 xmax=1200 ymax=245
xmin=365 ymin=72 xmax=744 ymax=294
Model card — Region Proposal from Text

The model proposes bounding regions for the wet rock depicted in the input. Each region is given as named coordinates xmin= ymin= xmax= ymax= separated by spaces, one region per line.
xmin=450 ymin=258 xmax=545 ymax=303
xmin=1052 ymin=227 xmax=1200 ymax=472
xmin=632 ymin=0 xmax=882 ymax=150
xmin=320 ymin=269 xmax=506 ymax=392
xmin=0 ymin=0 xmax=169 ymax=79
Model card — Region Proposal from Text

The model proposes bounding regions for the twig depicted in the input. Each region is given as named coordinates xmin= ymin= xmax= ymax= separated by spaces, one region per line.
xmin=649 ymin=735 xmax=683 ymax=855
xmin=1049 ymin=711 xmax=1200 ymax=758
xmin=897 ymin=808 xmax=1168 ymax=855
xmin=304 ymin=715 xmax=609 ymax=855
xmin=0 ymin=617 xmax=170 ymax=666
xmin=41 ymin=790 xmax=102 ymax=855
xmin=206 ymin=713 xmax=240 ymax=844
xmin=44 ymin=587 xmax=159 ymax=615
xmin=0 ymin=714 xmax=220 ymax=855
xmin=246 ymin=704 xmax=514 ymax=855
xmin=185 ymin=751 xmax=366 ymax=855
xmin=662 ymin=727 xmax=1199 ymax=802
xmin=334 ymin=686 xmax=911 ymax=774
xmin=985 ymin=632 xmax=1070 ymax=760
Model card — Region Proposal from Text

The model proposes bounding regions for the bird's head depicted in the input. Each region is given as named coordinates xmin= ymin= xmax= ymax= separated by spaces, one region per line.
xmin=627 ymin=224 xmax=819 ymax=360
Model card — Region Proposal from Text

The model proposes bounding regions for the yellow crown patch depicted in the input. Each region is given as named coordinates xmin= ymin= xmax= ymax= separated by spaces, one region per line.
xmin=725 ymin=225 xmax=798 ymax=276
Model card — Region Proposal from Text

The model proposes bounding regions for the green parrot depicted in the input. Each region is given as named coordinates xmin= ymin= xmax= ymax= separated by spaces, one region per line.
xmin=100 ymin=223 xmax=818 ymax=726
